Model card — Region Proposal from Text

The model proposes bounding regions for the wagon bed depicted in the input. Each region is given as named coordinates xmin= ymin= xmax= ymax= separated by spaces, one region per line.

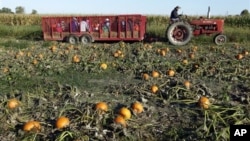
xmin=42 ymin=14 xmax=147 ymax=44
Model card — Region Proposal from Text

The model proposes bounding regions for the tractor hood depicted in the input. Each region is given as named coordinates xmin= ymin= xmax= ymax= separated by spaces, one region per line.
xmin=190 ymin=19 xmax=224 ymax=26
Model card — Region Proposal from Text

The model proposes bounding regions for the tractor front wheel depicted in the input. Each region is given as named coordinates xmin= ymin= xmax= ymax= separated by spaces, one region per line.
xmin=166 ymin=22 xmax=193 ymax=46
xmin=214 ymin=34 xmax=226 ymax=45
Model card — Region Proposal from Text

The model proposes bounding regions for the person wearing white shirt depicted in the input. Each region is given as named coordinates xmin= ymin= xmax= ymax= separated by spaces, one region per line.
xmin=80 ymin=18 xmax=89 ymax=32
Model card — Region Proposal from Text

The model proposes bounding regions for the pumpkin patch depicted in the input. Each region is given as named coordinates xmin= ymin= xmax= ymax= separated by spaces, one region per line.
xmin=0 ymin=39 xmax=249 ymax=141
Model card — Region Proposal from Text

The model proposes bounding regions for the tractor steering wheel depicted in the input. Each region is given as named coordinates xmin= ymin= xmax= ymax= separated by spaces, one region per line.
xmin=179 ymin=14 xmax=188 ymax=21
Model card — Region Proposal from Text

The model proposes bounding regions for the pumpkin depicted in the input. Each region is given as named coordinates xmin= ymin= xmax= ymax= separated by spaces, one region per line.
xmin=32 ymin=59 xmax=38 ymax=65
xmin=198 ymin=96 xmax=210 ymax=109
xmin=189 ymin=52 xmax=195 ymax=59
xmin=235 ymin=53 xmax=244 ymax=60
xmin=242 ymin=50 xmax=249 ymax=56
xmin=152 ymin=70 xmax=160 ymax=78
xmin=113 ymin=52 xmax=119 ymax=58
xmin=95 ymin=102 xmax=108 ymax=113
xmin=100 ymin=63 xmax=108 ymax=70
xmin=119 ymin=107 xmax=131 ymax=120
xmin=7 ymin=98 xmax=20 ymax=109
xmin=142 ymin=73 xmax=150 ymax=80
xmin=151 ymin=85 xmax=159 ymax=94
xmin=38 ymin=53 xmax=43 ymax=59
xmin=176 ymin=49 xmax=182 ymax=54
xmin=72 ymin=55 xmax=80 ymax=63
xmin=3 ymin=67 xmax=9 ymax=73
xmin=182 ymin=59 xmax=188 ymax=65
xmin=167 ymin=69 xmax=175 ymax=77
xmin=160 ymin=49 xmax=166 ymax=56
xmin=192 ymin=46 xmax=198 ymax=52
xmin=116 ymin=50 xmax=122 ymax=55
xmin=56 ymin=116 xmax=70 ymax=129
xmin=23 ymin=121 xmax=41 ymax=132
xmin=183 ymin=80 xmax=191 ymax=89
xmin=50 ymin=45 xmax=57 ymax=53
xmin=15 ymin=51 xmax=25 ymax=59
xmin=114 ymin=115 xmax=126 ymax=127
xmin=131 ymin=102 xmax=144 ymax=113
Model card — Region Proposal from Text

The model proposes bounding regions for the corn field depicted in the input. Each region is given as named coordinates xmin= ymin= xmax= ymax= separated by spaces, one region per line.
xmin=224 ymin=16 xmax=250 ymax=27
xmin=0 ymin=14 xmax=41 ymax=26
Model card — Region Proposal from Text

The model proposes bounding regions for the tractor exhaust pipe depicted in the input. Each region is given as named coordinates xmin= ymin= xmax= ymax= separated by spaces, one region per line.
xmin=207 ymin=6 xmax=210 ymax=19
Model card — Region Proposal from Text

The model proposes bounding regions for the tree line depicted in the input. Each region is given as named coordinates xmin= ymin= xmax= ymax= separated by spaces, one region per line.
xmin=0 ymin=6 xmax=37 ymax=14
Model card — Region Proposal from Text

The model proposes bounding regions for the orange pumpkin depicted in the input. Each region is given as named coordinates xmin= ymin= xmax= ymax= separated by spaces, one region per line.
xmin=131 ymin=102 xmax=144 ymax=114
xmin=142 ymin=73 xmax=150 ymax=80
xmin=72 ymin=55 xmax=81 ymax=63
xmin=56 ymin=116 xmax=70 ymax=129
xmin=23 ymin=121 xmax=41 ymax=132
xmin=198 ymin=96 xmax=210 ymax=109
xmin=183 ymin=80 xmax=191 ymax=90
xmin=50 ymin=45 xmax=57 ymax=53
xmin=160 ymin=49 xmax=166 ymax=56
xmin=235 ymin=53 xmax=244 ymax=60
xmin=152 ymin=70 xmax=160 ymax=78
xmin=182 ymin=59 xmax=188 ymax=65
xmin=189 ymin=53 xmax=195 ymax=59
xmin=114 ymin=115 xmax=126 ymax=127
xmin=192 ymin=46 xmax=198 ymax=52
xmin=167 ymin=69 xmax=175 ymax=77
xmin=2 ymin=67 xmax=9 ymax=73
xmin=242 ymin=50 xmax=249 ymax=56
xmin=151 ymin=85 xmax=159 ymax=94
xmin=119 ymin=107 xmax=131 ymax=120
xmin=113 ymin=52 xmax=119 ymax=58
xmin=7 ymin=98 xmax=20 ymax=109
xmin=95 ymin=102 xmax=108 ymax=113
xmin=32 ymin=59 xmax=38 ymax=65
xmin=176 ymin=49 xmax=182 ymax=54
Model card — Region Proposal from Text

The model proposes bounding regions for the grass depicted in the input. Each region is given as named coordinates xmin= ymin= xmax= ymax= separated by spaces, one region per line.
xmin=0 ymin=25 xmax=41 ymax=39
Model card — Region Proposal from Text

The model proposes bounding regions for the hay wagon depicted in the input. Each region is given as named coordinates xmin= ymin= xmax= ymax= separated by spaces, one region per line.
xmin=42 ymin=14 xmax=147 ymax=44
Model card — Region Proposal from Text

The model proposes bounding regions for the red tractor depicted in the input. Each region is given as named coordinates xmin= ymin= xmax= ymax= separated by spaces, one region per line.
xmin=166 ymin=7 xmax=227 ymax=46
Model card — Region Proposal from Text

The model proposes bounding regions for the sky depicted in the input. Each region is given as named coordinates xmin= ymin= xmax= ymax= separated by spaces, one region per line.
xmin=0 ymin=0 xmax=249 ymax=16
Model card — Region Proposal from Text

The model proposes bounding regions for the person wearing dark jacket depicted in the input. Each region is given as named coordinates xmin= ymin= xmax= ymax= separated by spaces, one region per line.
xmin=170 ymin=6 xmax=181 ymax=22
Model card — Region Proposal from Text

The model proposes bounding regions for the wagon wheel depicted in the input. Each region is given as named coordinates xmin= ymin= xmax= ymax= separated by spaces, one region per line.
xmin=67 ymin=35 xmax=78 ymax=44
xmin=214 ymin=34 xmax=226 ymax=45
xmin=166 ymin=22 xmax=193 ymax=46
xmin=80 ymin=34 xmax=93 ymax=44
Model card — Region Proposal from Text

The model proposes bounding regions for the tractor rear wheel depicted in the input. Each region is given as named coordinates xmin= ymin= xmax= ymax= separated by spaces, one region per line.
xmin=214 ymin=34 xmax=226 ymax=45
xmin=166 ymin=22 xmax=193 ymax=46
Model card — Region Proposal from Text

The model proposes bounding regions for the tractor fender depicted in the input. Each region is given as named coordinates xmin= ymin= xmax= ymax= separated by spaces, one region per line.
xmin=166 ymin=22 xmax=193 ymax=46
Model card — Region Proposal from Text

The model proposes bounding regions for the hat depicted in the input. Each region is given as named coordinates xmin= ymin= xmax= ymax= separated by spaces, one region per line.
xmin=175 ymin=6 xmax=181 ymax=9
xmin=105 ymin=18 xmax=109 ymax=21
xmin=73 ymin=17 xmax=77 ymax=20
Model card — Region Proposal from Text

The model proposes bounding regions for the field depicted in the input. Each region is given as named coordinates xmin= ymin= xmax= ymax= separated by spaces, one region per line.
xmin=0 ymin=14 xmax=250 ymax=141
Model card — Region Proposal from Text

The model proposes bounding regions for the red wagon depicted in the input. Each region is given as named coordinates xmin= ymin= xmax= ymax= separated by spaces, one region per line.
xmin=42 ymin=14 xmax=147 ymax=44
